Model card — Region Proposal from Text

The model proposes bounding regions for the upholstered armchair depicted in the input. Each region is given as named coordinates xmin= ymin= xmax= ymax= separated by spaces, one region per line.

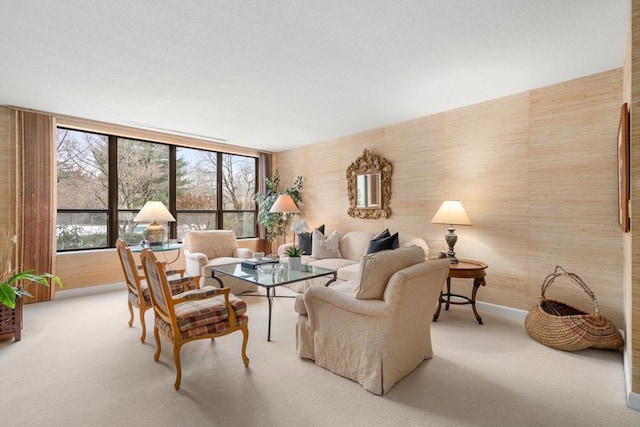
xmin=115 ymin=239 xmax=198 ymax=343
xmin=141 ymin=249 xmax=250 ymax=390
xmin=183 ymin=230 xmax=258 ymax=294
xmin=295 ymin=246 xmax=450 ymax=395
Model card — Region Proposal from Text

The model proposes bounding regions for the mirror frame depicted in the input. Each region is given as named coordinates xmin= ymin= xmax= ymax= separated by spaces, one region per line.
xmin=346 ymin=149 xmax=392 ymax=219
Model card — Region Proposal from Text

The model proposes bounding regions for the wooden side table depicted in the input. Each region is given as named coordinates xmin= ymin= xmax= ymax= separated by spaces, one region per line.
xmin=432 ymin=259 xmax=488 ymax=324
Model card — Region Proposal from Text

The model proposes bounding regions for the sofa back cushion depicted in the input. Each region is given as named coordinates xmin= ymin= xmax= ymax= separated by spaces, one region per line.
xmin=398 ymin=234 xmax=429 ymax=256
xmin=355 ymin=245 xmax=426 ymax=300
xmin=185 ymin=230 xmax=238 ymax=259
xmin=339 ymin=231 xmax=375 ymax=261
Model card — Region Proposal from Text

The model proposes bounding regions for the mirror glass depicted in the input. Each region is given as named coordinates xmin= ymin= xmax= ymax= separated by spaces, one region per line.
xmin=347 ymin=149 xmax=392 ymax=219
xmin=356 ymin=173 xmax=381 ymax=208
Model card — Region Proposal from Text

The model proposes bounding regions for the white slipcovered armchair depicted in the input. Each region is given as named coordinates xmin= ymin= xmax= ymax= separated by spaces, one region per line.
xmin=295 ymin=246 xmax=450 ymax=395
xmin=183 ymin=230 xmax=258 ymax=294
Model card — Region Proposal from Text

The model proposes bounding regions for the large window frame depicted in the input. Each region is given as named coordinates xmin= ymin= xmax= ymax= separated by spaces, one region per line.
xmin=56 ymin=128 xmax=258 ymax=251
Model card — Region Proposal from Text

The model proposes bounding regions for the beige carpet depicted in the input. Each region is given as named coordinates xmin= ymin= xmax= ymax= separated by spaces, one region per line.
xmin=1 ymin=283 xmax=638 ymax=427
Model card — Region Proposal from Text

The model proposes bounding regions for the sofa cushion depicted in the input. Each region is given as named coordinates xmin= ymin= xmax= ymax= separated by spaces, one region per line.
xmin=312 ymin=229 xmax=342 ymax=259
xmin=339 ymin=231 xmax=375 ymax=261
xmin=298 ymin=224 xmax=324 ymax=256
xmin=367 ymin=229 xmax=399 ymax=254
xmin=355 ymin=245 xmax=426 ymax=300
xmin=186 ymin=230 xmax=238 ymax=259
xmin=337 ymin=262 xmax=360 ymax=282
xmin=308 ymin=257 xmax=357 ymax=271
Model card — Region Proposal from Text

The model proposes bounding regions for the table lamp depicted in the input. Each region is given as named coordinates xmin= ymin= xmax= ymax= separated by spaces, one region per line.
xmin=269 ymin=194 xmax=299 ymax=244
xmin=133 ymin=201 xmax=176 ymax=246
xmin=430 ymin=200 xmax=472 ymax=264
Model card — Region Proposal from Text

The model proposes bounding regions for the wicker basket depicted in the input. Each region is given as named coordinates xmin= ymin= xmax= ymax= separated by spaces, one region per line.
xmin=524 ymin=266 xmax=623 ymax=352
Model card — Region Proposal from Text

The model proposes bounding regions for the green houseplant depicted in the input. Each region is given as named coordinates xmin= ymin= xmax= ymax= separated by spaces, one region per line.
xmin=0 ymin=231 xmax=62 ymax=309
xmin=285 ymin=246 xmax=304 ymax=271
xmin=285 ymin=246 xmax=305 ymax=257
xmin=253 ymin=170 xmax=303 ymax=250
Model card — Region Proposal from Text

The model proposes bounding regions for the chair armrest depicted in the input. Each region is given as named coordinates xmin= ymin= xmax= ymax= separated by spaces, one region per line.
xmin=168 ymin=275 xmax=200 ymax=292
xmin=177 ymin=285 xmax=225 ymax=301
xmin=277 ymin=243 xmax=294 ymax=258
xmin=166 ymin=268 xmax=185 ymax=277
xmin=233 ymin=247 xmax=253 ymax=259
xmin=303 ymin=286 xmax=389 ymax=319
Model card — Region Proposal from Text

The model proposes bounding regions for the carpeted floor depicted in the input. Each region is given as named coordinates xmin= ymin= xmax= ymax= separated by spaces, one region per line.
xmin=1 ymin=283 xmax=638 ymax=427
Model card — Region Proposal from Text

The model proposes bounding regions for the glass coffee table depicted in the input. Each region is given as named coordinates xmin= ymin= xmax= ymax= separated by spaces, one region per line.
xmin=211 ymin=263 xmax=337 ymax=341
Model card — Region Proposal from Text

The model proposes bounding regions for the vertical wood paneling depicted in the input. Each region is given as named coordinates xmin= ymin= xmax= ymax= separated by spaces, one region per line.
xmin=277 ymin=69 xmax=624 ymax=327
xmin=18 ymin=111 xmax=56 ymax=302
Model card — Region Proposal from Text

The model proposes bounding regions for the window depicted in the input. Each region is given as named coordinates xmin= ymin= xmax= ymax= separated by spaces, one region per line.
xmin=56 ymin=128 xmax=258 ymax=251
xmin=56 ymin=129 xmax=109 ymax=250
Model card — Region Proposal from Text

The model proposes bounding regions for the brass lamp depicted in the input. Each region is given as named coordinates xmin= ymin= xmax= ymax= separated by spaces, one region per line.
xmin=431 ymin=200 xmax=472 ymax=264
xmin=269 ymin=194 xmax=299 ymax=244
xmin=133 ymin=201 xmax=176 ymax=246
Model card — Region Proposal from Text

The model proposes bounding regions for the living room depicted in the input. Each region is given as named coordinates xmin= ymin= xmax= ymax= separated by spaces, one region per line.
xmin=1 ymin=1 xmax=640 ymax=424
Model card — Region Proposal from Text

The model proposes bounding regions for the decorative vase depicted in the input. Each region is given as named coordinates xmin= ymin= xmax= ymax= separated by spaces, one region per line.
xmin=288 ymin=256 xmax=302 ymax=271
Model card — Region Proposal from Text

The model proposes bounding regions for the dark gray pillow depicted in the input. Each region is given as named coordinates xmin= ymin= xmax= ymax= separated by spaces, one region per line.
xmin=367 ymin=229 xmax=399 ymax=254
xmin=298 ymin=224 xmax=324 ymax=255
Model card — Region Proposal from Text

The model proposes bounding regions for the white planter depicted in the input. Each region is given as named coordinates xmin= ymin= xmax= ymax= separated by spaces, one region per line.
xmin=288 ymin=256 xmax=302 ymax=271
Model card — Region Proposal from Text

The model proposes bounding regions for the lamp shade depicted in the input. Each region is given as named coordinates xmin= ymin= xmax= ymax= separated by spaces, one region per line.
xmin=431 ymin=200 xmax=472 ymax=226
xmin=133 ymin=201 xmax=176 ymax=223
xmin=269 ymin=194 xmax=299 ymax=214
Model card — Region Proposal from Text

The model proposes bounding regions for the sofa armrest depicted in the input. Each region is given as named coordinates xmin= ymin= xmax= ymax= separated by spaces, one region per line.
xmin=277 ymin=243 xmax=294 ymax=258
xmin=233 ymin=247 xmax=253 ymax=259
xmin=184 ymin=250 xmax=208 ymax=277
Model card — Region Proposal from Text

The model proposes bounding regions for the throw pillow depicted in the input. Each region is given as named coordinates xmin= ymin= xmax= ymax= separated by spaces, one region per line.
xmin=367 ymin=229 xmax=399 ymax=254
xmin=311 ymin=229 xmax=342 ymax=259
xmin=298 ymin=224 xmax=324 ymax=256
xmin=355 ymin=245 xmax=426 ymax=300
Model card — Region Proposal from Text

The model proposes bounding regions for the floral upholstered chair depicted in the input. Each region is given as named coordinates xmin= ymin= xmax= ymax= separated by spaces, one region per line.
xmin=141 ymin=249 xmax=250 ymax=390
xmin=115 ymin=239 xmax=197 ymax=343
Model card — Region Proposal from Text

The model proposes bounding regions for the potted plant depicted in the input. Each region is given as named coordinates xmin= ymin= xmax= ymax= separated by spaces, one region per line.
xmin=285 ymin=246 xmax=305 ymax=270
xmin=253 ymin=170 xmax=303 ymax=254
xmin=0 ymin=231 xmax=61 ymax=341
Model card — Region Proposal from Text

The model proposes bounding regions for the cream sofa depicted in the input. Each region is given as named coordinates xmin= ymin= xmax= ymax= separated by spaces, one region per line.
xmin=183 ymin=230 xmax=258 ymax=294
xmin=295 ymin=246 xmax=450 ymax=395
xmin=278 ymin=230 xmax=429 ymax=292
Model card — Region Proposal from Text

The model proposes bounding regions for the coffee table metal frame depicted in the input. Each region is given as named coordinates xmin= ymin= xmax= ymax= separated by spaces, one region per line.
xmin=211 ymin=263 xmax=337 ymax=341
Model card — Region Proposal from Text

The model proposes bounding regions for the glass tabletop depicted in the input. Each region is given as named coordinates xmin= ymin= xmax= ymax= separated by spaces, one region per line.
xmin=128 ymin=243 xmax=184 ymax=253
xmin=211 ymin=263 xmax=336 ymax=288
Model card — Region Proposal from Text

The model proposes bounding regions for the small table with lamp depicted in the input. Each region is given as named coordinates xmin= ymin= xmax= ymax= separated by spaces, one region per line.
xmin=432 ymin=259 xmax=488 ymax=324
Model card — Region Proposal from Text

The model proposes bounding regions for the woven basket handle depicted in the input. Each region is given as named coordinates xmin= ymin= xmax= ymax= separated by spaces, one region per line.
xmin=540 ymin=266 xmax=599 ymax=315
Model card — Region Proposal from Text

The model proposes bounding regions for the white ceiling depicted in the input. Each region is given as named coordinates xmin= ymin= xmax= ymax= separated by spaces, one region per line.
xmin=0 ymin=0 xmax=630 ymax=153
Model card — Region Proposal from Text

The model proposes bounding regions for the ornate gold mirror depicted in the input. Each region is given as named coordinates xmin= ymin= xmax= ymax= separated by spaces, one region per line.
xmin=347 ymin=149 xmax=392 ymax=219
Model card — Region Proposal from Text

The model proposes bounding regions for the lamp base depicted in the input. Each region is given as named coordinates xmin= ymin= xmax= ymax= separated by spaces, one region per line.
xmin=144 ymin=222 xmax=166 ymax=246
xmin=445 ymin=226 xmax=459 ymax=264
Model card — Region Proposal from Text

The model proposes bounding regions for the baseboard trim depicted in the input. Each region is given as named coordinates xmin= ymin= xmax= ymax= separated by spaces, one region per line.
xmin=476 ymin=301 xmax=527 ymax=320
xmin=623 ymin=339 xmax=640 ymax=412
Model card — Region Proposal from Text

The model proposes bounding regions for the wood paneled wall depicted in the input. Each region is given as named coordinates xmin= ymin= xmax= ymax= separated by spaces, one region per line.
xmin=276 ymin=69 xmax=624 ymax=327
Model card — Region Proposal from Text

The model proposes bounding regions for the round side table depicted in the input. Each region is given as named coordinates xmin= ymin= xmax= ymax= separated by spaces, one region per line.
xmin=432 ymin=259 xmax=488 ymax=324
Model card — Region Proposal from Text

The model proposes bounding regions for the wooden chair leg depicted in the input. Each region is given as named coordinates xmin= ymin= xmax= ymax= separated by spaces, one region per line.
xmin=153 ymin=327 xmax=162 ymax=361
xmin=127 ymin=300 xmax=134 ymax=327
xmin=139 ymin=307 xmax=147 ymax=343
xmin=173 ymin=342 xmax=183 ymax=390
xmin=241 ymin=326 xmax=250 ymax=367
